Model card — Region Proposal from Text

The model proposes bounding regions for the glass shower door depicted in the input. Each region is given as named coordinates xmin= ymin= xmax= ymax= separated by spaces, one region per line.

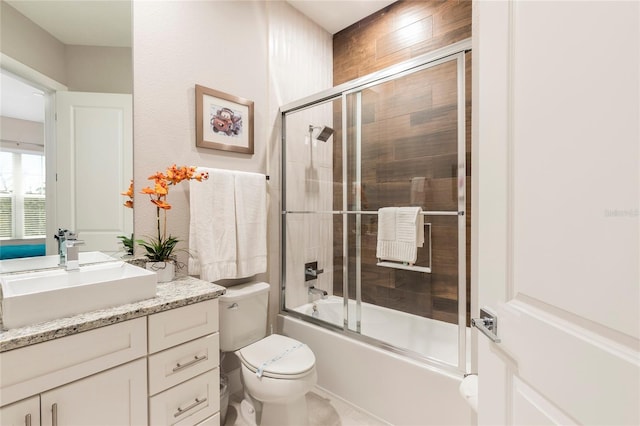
xmin=340 ymin=54 xmax=468 ymax=369
xmin=281 ymin=45 xmax=471 ymax=372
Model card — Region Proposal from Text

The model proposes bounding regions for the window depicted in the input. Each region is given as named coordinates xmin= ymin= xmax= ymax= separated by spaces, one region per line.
xmin=0 ymin=151 xmax=46 ymax=239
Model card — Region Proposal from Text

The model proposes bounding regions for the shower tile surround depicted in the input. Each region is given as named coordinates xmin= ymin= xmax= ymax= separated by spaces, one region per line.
xmin=331 ymin=0 xmax=472 ymax=325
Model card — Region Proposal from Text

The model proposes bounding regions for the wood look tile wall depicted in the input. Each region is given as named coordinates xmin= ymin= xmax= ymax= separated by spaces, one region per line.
xmin=332 ymin=0 xmax=472 ymax=325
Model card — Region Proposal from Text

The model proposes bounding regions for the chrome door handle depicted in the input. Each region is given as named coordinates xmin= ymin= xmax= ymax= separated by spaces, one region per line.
xmin=471 ymin=308 xmax=501 ymax=343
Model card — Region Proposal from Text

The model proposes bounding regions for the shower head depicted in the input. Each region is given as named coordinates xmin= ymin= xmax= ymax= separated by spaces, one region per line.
xmin=309 ymin=125 xmax=334 ymax=142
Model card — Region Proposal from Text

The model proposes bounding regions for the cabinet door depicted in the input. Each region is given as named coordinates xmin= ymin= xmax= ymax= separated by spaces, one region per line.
xmin=41 ymin=359 xmax=147 ymax=426
xmin=0 ymin=396 xmax=40 ymax=426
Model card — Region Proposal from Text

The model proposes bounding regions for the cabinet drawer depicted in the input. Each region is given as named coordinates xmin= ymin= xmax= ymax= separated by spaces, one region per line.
xmin=195 ymin=412 xmax=220 ymax=426
xmin=148 ymin=300 xmax=218 ymax=353
xmin=149 ymin=334 xmax=219 ymax=395
xmin=0 ymin=395 xmax=40 ymax=426
xmin=150 ymin=369 xmax=220 ymax=426
xmin=0 ymin=317 xmax=146 ymax=406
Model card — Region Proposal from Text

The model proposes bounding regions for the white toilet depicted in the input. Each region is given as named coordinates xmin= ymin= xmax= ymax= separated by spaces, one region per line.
xmin=219 ymin=282 xmax=317 ymax=426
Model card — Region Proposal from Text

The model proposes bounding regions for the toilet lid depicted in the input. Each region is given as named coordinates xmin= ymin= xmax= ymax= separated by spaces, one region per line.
xmin=237 ymin=334 xmax=315 ymax=378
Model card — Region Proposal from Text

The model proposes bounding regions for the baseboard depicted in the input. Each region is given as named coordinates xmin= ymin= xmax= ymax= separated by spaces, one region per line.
xmin=312 ymin=385 xmax=393 ymax=426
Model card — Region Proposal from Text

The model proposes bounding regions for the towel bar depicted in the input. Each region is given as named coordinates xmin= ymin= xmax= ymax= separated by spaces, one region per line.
xmin=376 ymin=222 xmax=432 ymax=273
xmin=283 ymin=210 xmax=463 ymax=216
xmin=376 ymin=262 xmax=431 ymax=273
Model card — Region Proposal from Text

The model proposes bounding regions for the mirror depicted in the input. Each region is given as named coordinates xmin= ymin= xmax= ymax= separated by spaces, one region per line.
xmin=0 ymin=0 xmax=132 ymax=265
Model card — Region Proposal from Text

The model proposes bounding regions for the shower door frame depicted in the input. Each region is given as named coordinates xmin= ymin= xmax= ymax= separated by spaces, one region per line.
xmin=280 ymin=38 xmax=472 ymax=374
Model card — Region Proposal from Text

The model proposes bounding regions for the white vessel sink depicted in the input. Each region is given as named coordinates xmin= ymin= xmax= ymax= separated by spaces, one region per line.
xmin=0 ymin=261 xmax=157 ymax=329
xmin=0 ymin=251 xmax=117 ymax=274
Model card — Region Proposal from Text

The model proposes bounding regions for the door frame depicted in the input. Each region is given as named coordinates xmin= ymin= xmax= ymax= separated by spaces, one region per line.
xmin=1 ymin=54 xmax=67 ymax=255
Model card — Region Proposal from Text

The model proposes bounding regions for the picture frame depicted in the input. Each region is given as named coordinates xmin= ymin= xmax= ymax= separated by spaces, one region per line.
xmin=195 ymin=84 xmax=254 ymax=154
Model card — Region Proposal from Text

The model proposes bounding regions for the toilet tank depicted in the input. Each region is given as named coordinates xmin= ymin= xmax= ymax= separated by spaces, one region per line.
xmin=218 ymin=281 xmax=270 ymax=351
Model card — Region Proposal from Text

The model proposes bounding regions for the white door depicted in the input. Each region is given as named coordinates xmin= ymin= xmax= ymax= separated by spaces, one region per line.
xmin=56 ymin=91 xmax=133 ymax=252
xmin=473 ymin=1 xmax=639 ymax=425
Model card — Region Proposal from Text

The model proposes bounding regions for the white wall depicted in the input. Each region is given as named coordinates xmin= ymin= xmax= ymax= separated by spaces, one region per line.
xmin=133 ymin=1 xmax=332 ymax=330
xmin=266 ymin=0 xmax=333 ymax=326
xmin=65 ymin=45 xmax=132 ymax=94
xmin=0 ymin=1 xmax=67 ymax=86
xmin=133 ymin=0 xmax=268 ymax=269
xmin=0 ymin=2 xmax=132 ymax=94
xmin=0 ymin=117 xmax=43 ymax=149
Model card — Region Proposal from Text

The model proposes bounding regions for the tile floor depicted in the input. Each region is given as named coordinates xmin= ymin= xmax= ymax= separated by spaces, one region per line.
xmin=223 ymin=386 xmax=390 ymax=426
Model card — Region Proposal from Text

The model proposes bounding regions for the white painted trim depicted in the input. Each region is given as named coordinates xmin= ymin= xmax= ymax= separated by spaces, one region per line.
xmin=0 ymin=53 xmax=67 ymax=92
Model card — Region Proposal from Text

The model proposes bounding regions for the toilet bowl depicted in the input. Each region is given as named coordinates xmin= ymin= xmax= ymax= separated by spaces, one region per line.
xmin=219 ymin=282 xmax=317 ymax=426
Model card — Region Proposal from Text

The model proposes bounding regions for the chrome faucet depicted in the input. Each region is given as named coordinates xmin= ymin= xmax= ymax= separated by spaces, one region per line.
xmin=308 ymin=286 xmax=328 ymax=299
xmin=64 ymin=233 xmax=84 ymax=271
xmin=55 ymin=228 xmax=70 ymax=266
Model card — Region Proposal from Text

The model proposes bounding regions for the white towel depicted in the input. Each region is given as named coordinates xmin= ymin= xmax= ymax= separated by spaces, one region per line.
xmin=376 ymin=207 xmax=424 ymax=264
xmin=234 ymin=171 xmax=267 ymax=278
xmin=189 ymin=168 xmax=237 ymax=281
xmin=410 ymin=176 xmax=426 ymax=205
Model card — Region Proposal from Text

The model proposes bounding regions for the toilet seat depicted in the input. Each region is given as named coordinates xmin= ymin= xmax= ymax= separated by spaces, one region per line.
xmin=237 ymin=334 xmax=316 ymax=379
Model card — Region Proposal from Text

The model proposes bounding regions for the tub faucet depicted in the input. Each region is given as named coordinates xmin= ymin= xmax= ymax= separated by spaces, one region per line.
xmin=64 ymin=233 xmax=84 ymax=271
xmin=308 ymin=286 xmax=328 ymax=299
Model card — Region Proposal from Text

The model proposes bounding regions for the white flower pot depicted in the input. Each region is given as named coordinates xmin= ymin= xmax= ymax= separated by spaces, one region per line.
xmin=146 ymin=261 xmax=175 ymax=283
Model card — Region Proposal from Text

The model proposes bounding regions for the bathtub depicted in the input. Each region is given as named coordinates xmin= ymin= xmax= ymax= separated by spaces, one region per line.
xmin=292 ymin=296 xmax=466 ymax=367
xmin=280 ymin=296 xmax=473 ymax=425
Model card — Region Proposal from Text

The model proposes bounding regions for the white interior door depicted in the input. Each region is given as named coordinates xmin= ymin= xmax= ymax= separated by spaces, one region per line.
xmin=473 ymin=1 xmax=639 ymax=424
xmin=56 ymin=91 xmax=133 ymax=253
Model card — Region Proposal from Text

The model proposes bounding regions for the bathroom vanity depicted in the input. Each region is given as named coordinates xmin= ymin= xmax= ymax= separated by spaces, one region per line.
xmin=0 ymin=275 xmax=225 ymax=426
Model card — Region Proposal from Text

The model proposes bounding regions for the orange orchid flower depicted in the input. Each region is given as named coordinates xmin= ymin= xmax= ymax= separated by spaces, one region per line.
xmin=154 ymin=181 xmax=168 ymax=196
xmin=122 ymin=165 xmax=208 ymax=262
xmin=151 ymin=199 xmax=172 ymax=210
xmin=121 ymin=180 xmax=134 ymax=198
xmin=121 ymin=180 xmax=134 ymax=208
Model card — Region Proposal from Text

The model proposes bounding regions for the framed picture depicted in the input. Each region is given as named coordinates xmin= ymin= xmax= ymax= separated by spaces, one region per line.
xmin=196 ymin=84 xmax=254 ymax=154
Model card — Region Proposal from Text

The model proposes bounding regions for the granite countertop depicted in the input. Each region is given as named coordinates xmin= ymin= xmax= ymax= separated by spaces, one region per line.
xmin=0 ymin=275 xmax=226 ymax=353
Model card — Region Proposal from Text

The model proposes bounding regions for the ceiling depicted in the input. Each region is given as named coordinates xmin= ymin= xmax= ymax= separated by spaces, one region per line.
xmin=2 ymin=1 xmax=396 ymax=124
xmin=1 ymin=73 xmax=45 ymax=123
xmin=6 ymin=0 xmax=131 ymax=48
xmin=286 ymin=0 xmax=396 ymax=34
xmin=6 ymin=0 xmax=395 ymax=49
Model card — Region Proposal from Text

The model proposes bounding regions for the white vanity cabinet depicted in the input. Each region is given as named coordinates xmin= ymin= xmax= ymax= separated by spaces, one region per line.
xmin=40 ymin=359 xmax=147 ymax=425
xmin=0 ymin=361 xmax=147 ymax=426
xmin=0 ymin=296 xmax=222 ymax=426
xmin=0 ymin=318 xmax=148 ymax=425
xmin=148 ymin=299 xmax=221 ymax=426
xmin=0 ymin=396 xmax=40 ymax=426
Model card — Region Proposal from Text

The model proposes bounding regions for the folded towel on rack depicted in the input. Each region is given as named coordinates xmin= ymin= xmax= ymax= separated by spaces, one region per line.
xmin=410 ymin=176 xmax=427 ymax=205
xmin=234 ymin=170 xmax=267 ymax=278
xmin=189 ymin=167 xmax=237 ymax=281
xmin=376 ymin=207 xmax=424 ymax=264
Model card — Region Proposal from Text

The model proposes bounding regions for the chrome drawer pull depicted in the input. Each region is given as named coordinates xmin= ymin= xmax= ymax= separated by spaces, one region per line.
xmin=172 ymin=354 xmax=208 ymax=372
xmin=174 ymin=397 xmax=207 ymax=418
